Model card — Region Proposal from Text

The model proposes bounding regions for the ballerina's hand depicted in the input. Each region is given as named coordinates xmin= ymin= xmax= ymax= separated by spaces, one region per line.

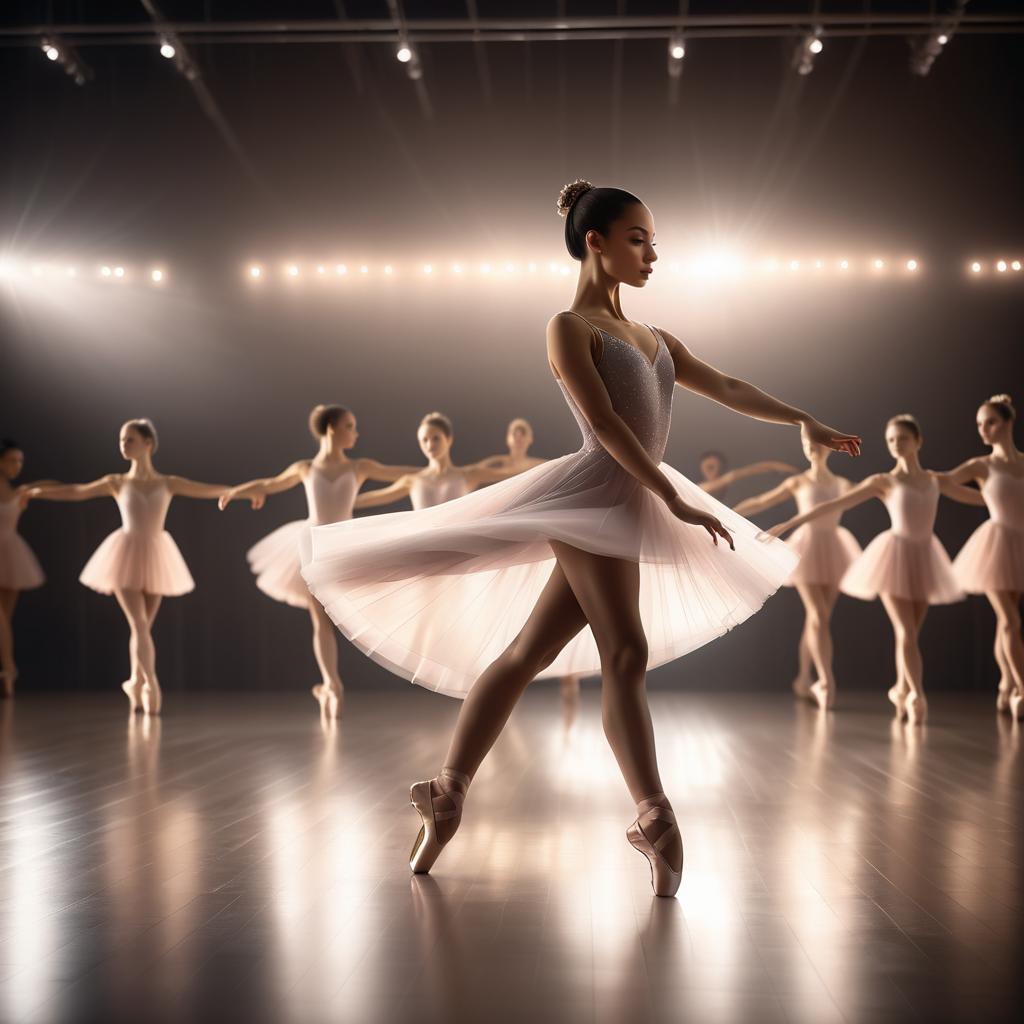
xmin=668 ymin=495 xmax=735 ymax=550
xmin=217 ymin=490 xmax=235 ymax=511
xmin=249 ymin=493 xmax=266 ymax=510
xmin=801 ymin=418 xmax=862 ymax=458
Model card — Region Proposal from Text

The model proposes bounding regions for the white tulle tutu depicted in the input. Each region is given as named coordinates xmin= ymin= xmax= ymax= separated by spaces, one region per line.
xmin=302 ymin=458 xmax=797 ymax=698
xmin=247 ymin=520 xmax=311 ymax=608
xmin=841 ymin=531 xmax=963 ymax=604
xmin=0 ymin=533 xmax=45 ymax=590
xmin=785 ymin=524 xmax=862 ymax=590
xmin=953 ymin=522 xmax=1024 ymax=594
xmin=79 ymin=530 xmax=194 ymax=596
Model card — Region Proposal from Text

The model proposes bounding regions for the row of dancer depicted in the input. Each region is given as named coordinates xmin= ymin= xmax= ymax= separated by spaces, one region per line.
xmin=0 ymin=395 xmax=1020 ymax=723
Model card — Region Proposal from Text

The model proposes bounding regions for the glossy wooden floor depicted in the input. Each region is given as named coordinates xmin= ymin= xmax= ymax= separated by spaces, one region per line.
xmin=0 ymin=688 xmax=1021 ymax=1024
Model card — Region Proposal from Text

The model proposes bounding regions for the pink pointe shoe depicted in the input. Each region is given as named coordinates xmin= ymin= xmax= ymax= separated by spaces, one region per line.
xmin=1009 ymin=691 xmax=1024 ymax=722
xmin=140 ymin=682 xmax=162 ymax=716
xmin=996 ymin=680 xmax=1013 ymax=714
xmin=627 ymin=794 xmax=683 ymax=898
xmin=311 ymin=683 xmax=343 ymax=719
xmin=888 ymin=684 xmax=908 ymax=720
xmin=121 ymin=679 xmax=143 ymax=713
xmin=905 ymin=692 xmax=928 ymax=726
xmin=409 ymin=768 xmax=469 ymax=874
xmin=809 ymin=680 xmax=835 ymax=711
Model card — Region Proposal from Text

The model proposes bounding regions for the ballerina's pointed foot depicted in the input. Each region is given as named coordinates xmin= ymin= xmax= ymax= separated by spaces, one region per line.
xmin=791 ymin=677 xmax=813 ymax=700
xmin=140 ymin=682 xmax=162 ymax=717
xmin=996 ymin=680 xmax=1013 ymax=714
xmin=409 ymin=767 xmax=469 ymax=874
xmin=905 ymin=692 xmax=928 ymax=726
xmin=1009 ymin=691 xmax=1024 ymax=722
xmin=887 ymin=684 xmax=908 ymax=720
xmin=121 ymin=678 xmax=143 ymax=713
xmin=809 ymin=680 xmax=835 ymax=711
xmin=627 ymin=794 xmax=683 ymax=898
xmin=312 ymin=683 xmax=343 ymax=719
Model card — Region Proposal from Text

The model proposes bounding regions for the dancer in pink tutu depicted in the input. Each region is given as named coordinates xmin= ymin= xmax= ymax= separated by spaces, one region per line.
xmin=944 ymin=395 xmax=1024 ymax=716
xmin=218 ymin=404 xmax=418 ymax=718
xmin=697 ymin=449 xmax=797 ymax=497
xmin=0 ymin=440 xmax=52 ymax=697
xmin=302 ymin=180 xmax=860 ymax=895
xmin=27 ymin=419 xmax=234 ymax=715
xmin=351 ymin=411 xmax=513 ymax=512
xmin=770 ymin=414 xmax=983 ymax=724
xmin=735 ymin=436 xmax=862 ymax=710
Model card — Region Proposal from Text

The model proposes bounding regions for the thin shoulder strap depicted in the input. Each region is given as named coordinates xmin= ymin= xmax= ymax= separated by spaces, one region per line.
xmin=559 ymin=309 xmax=603 ymax=364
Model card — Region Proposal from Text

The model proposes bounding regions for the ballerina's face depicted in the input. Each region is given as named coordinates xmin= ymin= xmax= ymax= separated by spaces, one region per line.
xmin=418 ymin=425 xmax=452 ymax=462
xmin=590 ymin=202 xmax=658 ymax=288
xmin=0 ymin=447 xmax=24 ymax=482
xmin=119 ymin=426 xmax=152 ymax=461
xmin=506 ymin=420 xmax=533 ymax=454
xmin=977 ymin=404 xmax=1011 ymax=446
xmin=885 ymin=423 xmax=921 ymax=460
xmin=699 ymin=453 xmax=723 ymax=481
xmin=330 ymin=412 xmax=359 ymax=449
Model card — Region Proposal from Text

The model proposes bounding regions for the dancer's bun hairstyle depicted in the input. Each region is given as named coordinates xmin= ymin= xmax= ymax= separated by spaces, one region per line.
xmin=308 ymin=404 xmax=350 ymax=440
xmin=985 ymin=394 xmax=1016 ymax=421
xmin=123 ymin=418 xmax=159 ymax=453
xmin=557 ymin=179 xmax=644 ymax=261
xmin=886 ymin=413 xmax=922 ymax=440
xmin=420 ymin=411 xmax=453 ymax=439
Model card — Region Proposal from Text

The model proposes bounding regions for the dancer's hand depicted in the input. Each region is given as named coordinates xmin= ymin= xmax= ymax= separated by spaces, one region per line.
xmin=668 ymin=495 xmax=735 ymax=549
xmin=801 ymin=418 xmax=861 ymax=457
xmin=248 ymin=493 xmax=265 ymax=510
xmin=217 ymin=490 xmax=235 ymax=511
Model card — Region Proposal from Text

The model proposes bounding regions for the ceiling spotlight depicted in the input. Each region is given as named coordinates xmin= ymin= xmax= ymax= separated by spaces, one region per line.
xmin=839 ymin=259 xmax=849 ymax=270
xmin=937 ymin=34 xmax=949 ymax=46
xmin=970 ymin=261 xmax=982 ymax=274
xmin=668 ymin=36 xmax=685 ymax=61
xmin=397 ymin=44 xmax=413 ymax=63
xmin=159 ymin=39 xmax=176 ymax=60
xmin=113 ymin=266 xmax=125 ymax=278
xmin=286 ymin=264 xmax=299 ymax=277
xmin=248 ymin=265 xmax=262 ymax=279
xmin=481 ymin=263 xmax=491 ymax=274
xmin=150 ymin=268 xmax=164 ymax=283
xmin=423 ymin=264 xmax=433 ymax=274
xmin=794 ymin=29 xmax=823 ymax=75
xmin=906 ymin=259 xmax=918 ymax=271
xmin=873 ymin=259 xmax=885 ymax=270
xmin=40 ymin=36 xmax=92 ymax=84
xmin=911 ymin=11 xmax=960 ymax=77
xmin=384 ymin=265 xmax=393 ymax=275
xmin=452 ymin=263 xmax=462 ymax=274
xmin=1012 ymin=261 xmax=1022 ymax=272
xmin=996 ymin=260 xmax=1008 ymax=273
xmin=360 ymin=265 xmax=368 ymax=274
xmin=789 ymin=260 xmax=800 ymax=271
xmin=42 ymin=42 xmax=60 ymax=61
xmin=100 ymin=266 xmax=112 ymax=278
xmin=335 ymin=264 xmax=347 ymax=275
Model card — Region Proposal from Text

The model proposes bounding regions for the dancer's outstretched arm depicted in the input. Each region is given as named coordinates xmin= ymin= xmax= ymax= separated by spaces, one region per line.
xmin=357 ymin=459 xmax=422 ymax=484
xmin=769 ymin=475 xmax=887 ymax=537
xmin=941 ymin=456 xmax=989 ymax=487
xmin=733 ymin=476 xmax=801 ymax=517
xmin=26 ymin=477 xmax=118 ymax=501
xmin=548 ymin=313 xmax=733 ymax=547
xmin=702 ymin=461 xmax=798 ymax=496
xmin=353 ymin=475 xmax=414 ymax=510
xmin=167 ymin=476 xmax=232 ymax=500
xmin=657 ymin=327 xmax=861 ymax=458
xmin=218 ymin=461 xmax=310 ymax=510
xmin=934 ymin=472 xmax=987 ymax=506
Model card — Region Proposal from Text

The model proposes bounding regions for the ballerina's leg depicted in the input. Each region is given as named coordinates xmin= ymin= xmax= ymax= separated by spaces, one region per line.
xmin=308 ymin=598 xmax=343 ymax=717
xmin=0 ymin=588 xmax=17 ymax=695
xmin=987 ymin=590 xmax=1024 ymax=714
xmin=114 ymin=588 xmax=160 ymax=714
xmin=796 ymin=583 xmax=839 ymax=709
xmin=881 ymin=594 xmax=928 ymax=722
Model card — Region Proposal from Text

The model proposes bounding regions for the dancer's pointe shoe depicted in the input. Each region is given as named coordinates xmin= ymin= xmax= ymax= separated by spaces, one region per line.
xmin=887 ymin=685 xmax=908 ymax=720
xmin=1009 ymin=691 xmax=1024 ymax=722
xmin=121 ymin=679 xmax=143 ymax=713
xmin=905 ymin=692 xmax=928 ymax=726
xmin=627 ymin=794 xmax=683 ymax=898
xmin=140 ymin=682 xmax=162 ymax=716
xmin=996 ymin=680 xmax=1013 ymax=714
xmin=312 ymin=683 xmax=343 ymax=719
xmin=791 ymin=676 xmax=813 ymax=700
xmin=809 ymin=680 xmax=835 ymax=711
xmin=409 ymin=767 xmax=469 ymax=874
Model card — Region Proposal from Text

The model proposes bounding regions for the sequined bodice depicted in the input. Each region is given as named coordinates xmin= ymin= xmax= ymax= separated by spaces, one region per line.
xmin=303 ymin=465 xmax=359 ymax=526
xmin=884 ymin=476 xmax=939 ymax=541
xmin=410 ymin=472 xmax=471 ymax=510
xmin=557 ymin=327 xmax=674 ymax=461
xmin=116 ymin=479 xmax=172 ymax=535
xmin=982 ymin=466 xmax=1024 ymax=530
xmin=795 ymin=476 xmax=845 ymax=531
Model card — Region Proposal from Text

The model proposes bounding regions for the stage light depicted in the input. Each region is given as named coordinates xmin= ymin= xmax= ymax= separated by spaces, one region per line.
xmin=996 ymin=260 xmax=1007 ymax=273
xmin=397 ymin=45 xmax=413 ymax=64
xmin=873 ymin=259 xmax=885 ymax=270
xmin=839 ymin=259 xmax=849 ymax=270
xmin=42 ymin=43 xmax=60 ymax=62
xmin=423 ymin=264 xmax=433 ymax=274
xmin=560 ymin=266 xmax=570 ymax=276
xmin=316 ymin=264 xmax=326 ymax=275
xmin=970 ymin=261 xmax=982 ymax=274
xmin=286 ymin=264 xmax=299 ymax=277
xmin=911 ymin=15 xmax=959 ymax=77
xmin=452 ymin=263 xmax=462 ymax=274
xmin=814 ymin=259 xmax=823 ymax=270
xmin=360 ymin=265 xmax=368 ymax=274
xmin=114 ymin=266 xmax=125 ymax=278
xmin=1012 ymin=261 xmax=1022 ymax=272
xmin=481 ymin=263 xmax=491 ymax=274
xmin=937 ymin=34 xmax=949 ymax=46
xmin=794 ymin=30 xmax=823 ymax=75
xmin=906 ymin=259 xmax=918 ymax=271
xmin=789 ymin=260 xmax=800 ymax=271
xmin=669 ymin=37 xmax=685 ymax=61
xmin=809 ymin=38 xmax=824 ymax=55
xmin=335 ymin=264 xmax=347 ymax=275
xmin=248 ymin=265 xmax=262 ymax=279
xmin=384 ymin=265 xmax=393 ymax=275
xmin=159 ymin=39 xmax=176 ymax=60
xmin=150 ymin=268 xmax=164 ymax=283
xmin=40 ymin=36 xmax=91 ymax=84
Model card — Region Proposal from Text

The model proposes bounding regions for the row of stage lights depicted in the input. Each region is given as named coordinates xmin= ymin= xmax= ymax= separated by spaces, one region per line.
xmin=3 ymin=258 xmax=1023 ymax=287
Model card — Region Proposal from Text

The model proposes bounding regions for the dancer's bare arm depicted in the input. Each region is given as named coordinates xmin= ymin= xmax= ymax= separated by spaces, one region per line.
xmin=218 ymin=461 xmax=310 ymax=509
xmin=733 ymin=476 xmax=801 ymax=517
xmin=701 ymin=461 xmax=799 ymax=495
xmin=357 ymin=459 xmax=422 ymax=484
xmin=769 ymin=475 xmax=887 ymax=537
xmin=942 ymin=456 xmax=990 ymax=487
xmin=547 ymin=313 xmax=733 ymax=547
xmin=657 ymin=327 xmax=861 ymax=458
xmin=167 ymin=476 xmax=233 ymax=500
xmin=354 ymin=475 xmax=414 ymax=510
xmin=25 ymin=476 xmax=118 ymax=501
xmin=934 ymin=472 xmax=987 ymax=506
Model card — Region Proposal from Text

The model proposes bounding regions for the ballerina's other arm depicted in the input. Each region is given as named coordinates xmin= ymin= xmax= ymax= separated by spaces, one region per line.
xmin=355 ymin=459 xmax=422 ymax=485
xmin=657 ymin=327 xmax=861 ymax=458
xmin=353 ymin=475 xmax=414 ymax=511
xmin=768 ymin=475 xmax=888 ymax=538
xmin=25 ymin=476 xmax=119 ymax=502
xmin=733 ymin=476 xmax=802 ymax=517
xmin=702 ymin=461 xmax=799 ymax=496
xmin=217 ymin=460 xmax=313 ymax=511
xmin=547 ymin=313 xmax=733 ymax=548
xmin=933 ymin=470 xmax=988 ymax=507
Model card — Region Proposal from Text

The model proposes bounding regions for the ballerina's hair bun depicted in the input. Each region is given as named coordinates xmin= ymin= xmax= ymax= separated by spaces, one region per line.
xmin=123 ymin=417 xmax=159 ymax=453
xmin=887 ymin=413 xmax=922 ymax=440
xmin=308 ymin=404 xmax=350 ymax=439
xmin=985 ymin=394 xmax=1015 ymax=421
xmin=556 ymin=179 xmax=595 ymax=218
xmin=420 ymin=411 xmax=453 ymax=438
xmin=557 ymin=180 xmax=645 ymax=261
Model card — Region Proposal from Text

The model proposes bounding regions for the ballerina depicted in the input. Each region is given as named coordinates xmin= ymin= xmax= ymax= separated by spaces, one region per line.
xmin=218 ymin=404 xmax=419 ymax=718
xmin=26 ymin=419 xmax=234 ymax=715
xmin=301 ymin=179 xmax=860 ymax=896
xmin=945 ymin=395 xmax=1024 ymax=716
xmin=351 ymin=411 xmax=514 ymax=512
xmin=734 ymin=437 xmax=862 ymax=710
xmin=769 ymin=414 xmax=983 ymax=724
xmin=697 ymin=449 xmax=797 ymax=497
xmin=0 ymin=440 xmax=50 ymax=697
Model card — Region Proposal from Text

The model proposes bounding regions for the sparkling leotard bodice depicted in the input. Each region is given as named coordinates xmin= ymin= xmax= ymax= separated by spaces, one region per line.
xmin=303 ymin=465 xmax=359 ymax=526
xmin=117 ymin=479 xmax=172 ymax=535
xmin=883 ymin=476 xmax=939 ymax=541
xmin=410 ymin=473 xmax=471 ymax=510
xmin=557 ymin=326 xmax=674 ymax=460
xmin=794 ymin=476 xmax=845 ymax=531
xmin=981 ymin=465 xmax=1024 ymax=530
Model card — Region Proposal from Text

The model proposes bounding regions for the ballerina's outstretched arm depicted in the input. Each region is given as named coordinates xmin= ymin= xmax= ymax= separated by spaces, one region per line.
xmin=733 ymin=476 xmax=802 ymax=517
xmin=656 ymin=327 xmax=862 ymax=459
xmin=356 ymin=459 xmax=422 ymax=484
xmin=166 ymin=475 xmax=234 ymax=501
xmin=218 ymin=460 xmax=312 ymax=510
xmin=25 ymin=476 xmax=119 ymax=502
xmin=934 ymin=471 xmax=988 ymax=507
xmin=768 ymin=475 xmax=888 ymax=538
xmin=701 ymin=461 xmax=799 ymax=496
xmin=353 ymin=475 xmax=414 ymax=511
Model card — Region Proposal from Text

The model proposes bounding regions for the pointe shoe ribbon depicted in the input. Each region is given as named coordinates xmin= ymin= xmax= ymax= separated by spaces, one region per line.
xmin=409 ymin=767 xmax=469 ymax=874
xmin=627 ymin=794 xmax=683 ymax=898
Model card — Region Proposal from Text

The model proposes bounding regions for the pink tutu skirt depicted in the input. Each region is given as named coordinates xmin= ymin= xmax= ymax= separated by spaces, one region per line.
xmin=247 ymin=520 xmax=311 ymax=609
xmin=785 ymin=525 xmax=862 ymax=590
xmin=0 ymin=534 xmax=45 ymax=590
xmin=302 ymin=459 xmax=797 ymax=698
xmin=79 ymin=529 xmax=195 ymax=596
xmin=953 ymin=522 xmax=1024 ymax=594
xmin=840 ymin=530 xmax=963 ymax=604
